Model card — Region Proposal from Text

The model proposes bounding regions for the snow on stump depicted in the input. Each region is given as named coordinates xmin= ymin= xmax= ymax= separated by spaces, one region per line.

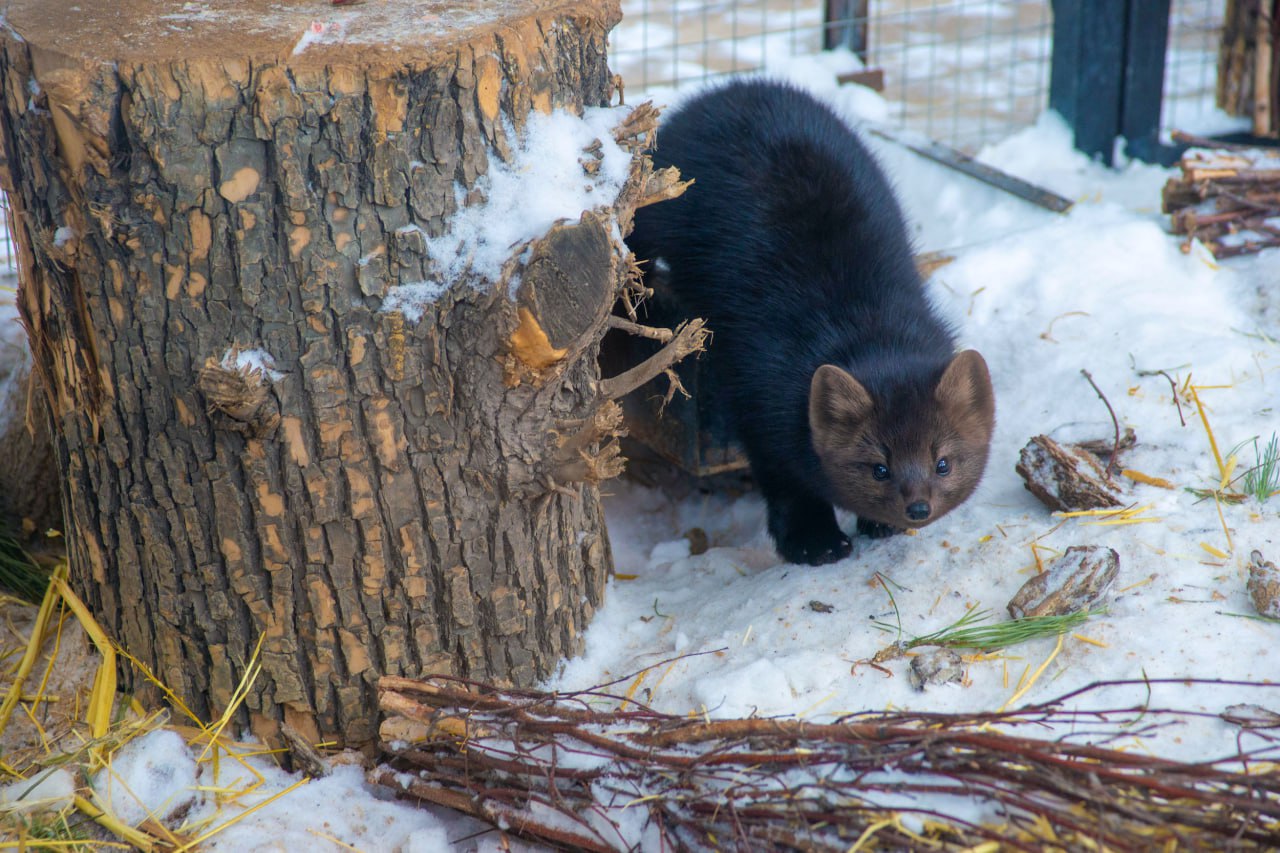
xmin=0 ymin=0 xmax=697 ymax=747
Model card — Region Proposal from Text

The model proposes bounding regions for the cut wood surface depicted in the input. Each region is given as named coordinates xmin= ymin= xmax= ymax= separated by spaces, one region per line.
xmin=0 ymin=0 xmax=701 ymax=747
xmin=1162 ymin=146 xmax=1280 ymax=258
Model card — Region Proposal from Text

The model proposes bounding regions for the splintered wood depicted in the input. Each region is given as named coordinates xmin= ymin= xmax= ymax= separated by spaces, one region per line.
xmin=1016 ymin=435 xmax=1123 ymax=512
xmin=1163 ymin=147 xmax=1280 ymax=258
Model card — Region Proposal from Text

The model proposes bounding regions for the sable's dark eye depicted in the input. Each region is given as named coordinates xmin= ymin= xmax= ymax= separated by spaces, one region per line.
xmin=872 ymin=464 xmax=890 ymax=481
xmin=936 ymin=458 xmax=951 ymax=476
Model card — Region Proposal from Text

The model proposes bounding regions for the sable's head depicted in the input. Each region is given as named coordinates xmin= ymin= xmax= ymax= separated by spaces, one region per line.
xmin=807 ymin=350 xmax=995 ymax=530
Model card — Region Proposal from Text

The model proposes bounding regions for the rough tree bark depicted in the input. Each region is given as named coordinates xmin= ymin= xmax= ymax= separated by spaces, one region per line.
xmin=0 ymin=0 xmax=695 ymax=747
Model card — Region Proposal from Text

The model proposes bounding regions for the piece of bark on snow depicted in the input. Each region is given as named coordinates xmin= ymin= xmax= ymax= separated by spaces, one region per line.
xmin=1008 ymin=545 xmax=1120 ymax=619
xmin=1247 ymin=550 xmax=1280 ymax=619
xmin=1016 ymin=435 xmax=1124 ymax=512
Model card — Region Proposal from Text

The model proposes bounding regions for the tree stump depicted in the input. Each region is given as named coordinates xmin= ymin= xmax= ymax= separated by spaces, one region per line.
xmin=0 ymin=0 xmax=695 ymax=747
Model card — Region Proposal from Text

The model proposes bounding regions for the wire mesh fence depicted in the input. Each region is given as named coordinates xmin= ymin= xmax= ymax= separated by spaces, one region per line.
xmin=1164 ymin=0 xmax=1236 ymax=137
xmin=610 ymin=0 xmax=1055 ymax=152
xmin=610 ymin=0 xmax=1236 ymax=154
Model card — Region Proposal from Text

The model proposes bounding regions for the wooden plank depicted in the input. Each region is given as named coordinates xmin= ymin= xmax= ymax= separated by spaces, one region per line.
xmin=868 ymin=127 xmax=1075 ymax=213
xmin=836 ymin=68 xmax=885 ymax=92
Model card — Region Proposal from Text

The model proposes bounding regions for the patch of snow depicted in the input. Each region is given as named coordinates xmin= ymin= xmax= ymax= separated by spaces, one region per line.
xmin=222 ymin=347 xmax=284 ymax=381
xmin=419 ymin=105 xmax=634 ymax=291
xmin=0 ymin=768 xmax=75 ymax=812
xmin=382 ymin=281 xmax=450 ymax=322
xmin=93 ymin=729 xmax=200 ymax=827
xmin=190 ymin=762 xmax=509 ymax=852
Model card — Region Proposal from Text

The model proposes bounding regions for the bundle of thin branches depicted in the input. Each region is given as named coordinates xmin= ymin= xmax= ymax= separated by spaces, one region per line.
xmin=372 ymin=674 xmax=1280 ymax=852
xmin=1163 ymin=143 xmax=1280 ymax=258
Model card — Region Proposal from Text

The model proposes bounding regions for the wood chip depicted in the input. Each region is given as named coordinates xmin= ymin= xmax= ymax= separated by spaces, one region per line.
xmin=1015 ymin=435 xmax=1123 ymax=512
xmin=908 ymin=648 xmax=965 ymax=691
xmin=1008 ymin=545 xmax=1119 ymax=619
xmin=1247 ymin=550 xmax=1280 ymax=619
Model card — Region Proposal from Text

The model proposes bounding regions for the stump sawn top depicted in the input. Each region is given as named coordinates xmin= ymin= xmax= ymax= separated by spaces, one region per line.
xmin=1 ymin=0 xmax=619 ymax=68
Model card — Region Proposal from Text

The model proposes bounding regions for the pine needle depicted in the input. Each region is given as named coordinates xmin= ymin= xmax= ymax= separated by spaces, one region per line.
xmin=1000 ymin=633 xmax=1067 ymax=711
xmin=1190 ymin=385 xmax=1227 ymax=481
xmin=49 ymin=577 xmax=116 ymax=742
xmin=1121 ymin=469 xmax=1176 ymax=489
xmin=1242 ymin=433 xmax=1280 ymax=502
xmin=1200 ymin=542 xmax=1228 ymax=559
xmin=875 ymin=607 xmax=1099 ymax=653
xmin=1054 ymin=504 xmax=1153 ymax=519
xmin=72 ymin=795 xmax=158 ymax=852
xmin=1212 ymin=491 xmax=1233 ymax=554
xmin=1084 ymin=516 xmax=1163 ymax=527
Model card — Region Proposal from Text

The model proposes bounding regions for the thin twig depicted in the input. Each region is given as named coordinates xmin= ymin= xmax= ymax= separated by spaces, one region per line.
xmin=605 ymin=314 xmax=675 ymax=342
xmin=376 ymin=674 xmax=1280 ymax=852
xmin=1157 ymin=370 xmax=1187 ymax=426
xmin=1081 ymin=369 xmax=1121 ymax=480
xmin=597 ymin=318 xmax=709 ymax=401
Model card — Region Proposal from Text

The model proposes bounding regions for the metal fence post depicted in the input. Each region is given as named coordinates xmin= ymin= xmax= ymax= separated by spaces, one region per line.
xmin=823 ymin=0 xmax=869 ymax=58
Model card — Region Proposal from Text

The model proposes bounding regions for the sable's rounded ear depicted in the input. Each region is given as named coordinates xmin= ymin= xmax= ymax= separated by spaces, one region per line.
xmin=809 ymin=364 xmax=873 ymax=447
xmin=936 ymin=350 xmax=995 ymax=425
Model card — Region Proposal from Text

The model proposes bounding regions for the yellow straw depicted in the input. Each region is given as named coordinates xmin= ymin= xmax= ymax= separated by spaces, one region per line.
xmin=1190 ymin=386 xmax=1226 ymax=481
xmin=50 ymin=576 xmax=116 ymax=741
xmin=174 ymin=777 xmax=311 ymax=852
xmin=1000 ymin=634 xmax=1066 ymax=712
xmin=0 ymin=564 xmax=69 ymax=736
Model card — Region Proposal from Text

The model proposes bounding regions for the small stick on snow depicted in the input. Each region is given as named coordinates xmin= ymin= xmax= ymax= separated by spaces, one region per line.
xmin=1081 ymin=369 xmax=1121 ymax=480
xmin=1156 ymin=370 xmax=1187 ymax=427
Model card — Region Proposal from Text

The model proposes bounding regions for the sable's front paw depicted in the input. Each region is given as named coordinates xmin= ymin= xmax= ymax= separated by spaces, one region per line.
xmin=856 ymin=518 xmax=902 ymax=539
xmin=776 ymin=526 xmax=852 ymax=566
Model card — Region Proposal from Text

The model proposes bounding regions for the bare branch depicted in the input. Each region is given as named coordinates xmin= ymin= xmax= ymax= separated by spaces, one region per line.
xmin=1080 ymin=368 xmax=1121 ymax=479
xmin=597 ymin=318 xmax=709 ymax=401
xmin=376 ymin=674 xmax=1280 ymax=852
xmin=605 ymin=314 xmax=674 ymax=342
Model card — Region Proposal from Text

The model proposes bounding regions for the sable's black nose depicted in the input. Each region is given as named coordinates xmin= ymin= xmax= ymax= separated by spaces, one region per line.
xmin=906 ymin=501 xmax=931 ymax=521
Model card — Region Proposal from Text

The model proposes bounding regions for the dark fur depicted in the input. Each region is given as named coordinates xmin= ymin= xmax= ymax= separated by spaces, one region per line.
xmin=628 ymin=80 xmax=995 ymax=565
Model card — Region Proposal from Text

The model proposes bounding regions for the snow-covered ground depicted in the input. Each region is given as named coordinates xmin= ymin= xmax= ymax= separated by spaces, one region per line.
xmin=6 ymin=17 xmax=1280 ymax=853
